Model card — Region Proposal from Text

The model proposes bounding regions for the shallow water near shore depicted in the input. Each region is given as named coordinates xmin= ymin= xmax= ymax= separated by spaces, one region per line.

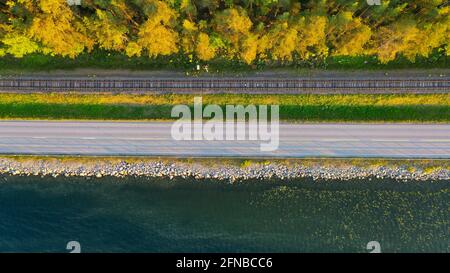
xmin=0 ymin=175 xmax=448 ymax=253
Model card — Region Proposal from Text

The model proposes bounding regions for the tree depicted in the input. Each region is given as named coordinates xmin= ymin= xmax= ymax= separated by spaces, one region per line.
xmin=0 ymin=0 xmax=447 ymax=65
xmin=259 ymin=18 xmax=297 ymax=62
xmin=28 ymin=0 xmax=94 ymax=58
xmin=181 ymin=19 xmax=198 ymax=55
xmin=0 ymin=20 xmax=9 ymax=57
xmin=196 ymin=32 xmax=216 ymax=61
xmin=1 ymin=31 xmax=39 ymax=57
xmin=295 ymin=14 xmax=329 ymax=59
xmin=401 ymin=21 xmax=448 ymax=61
xmin=213 ymin=8 xmax=253 ymax=59
xmin=372 ymin=18 xmax=420 ymax=63
xmin=240 ymin=33 xmax=257 ymax=64
xmin=0 ymin=0 xmax=40 ymax=57
xmin=125 ymin=41 xmax=142 ymax=57
xmin=83 ymin=9 xmax=128 ymax=51
xmin=130 ymin=0 xmax=179 ymax=57
xmin=328 ymin=12 xmax=372 ymax=56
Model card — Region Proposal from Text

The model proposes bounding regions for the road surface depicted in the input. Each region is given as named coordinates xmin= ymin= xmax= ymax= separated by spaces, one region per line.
xmin=0 ymin=121 xmax=448 ymax=158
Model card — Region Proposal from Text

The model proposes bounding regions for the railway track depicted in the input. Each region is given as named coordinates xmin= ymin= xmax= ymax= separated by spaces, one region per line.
xmin=0 ymin=78 xmax=448 ymax=94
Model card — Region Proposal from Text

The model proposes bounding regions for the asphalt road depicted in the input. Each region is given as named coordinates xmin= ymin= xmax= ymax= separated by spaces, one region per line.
xmin=0 ymin=121 xmax=448 ymax=158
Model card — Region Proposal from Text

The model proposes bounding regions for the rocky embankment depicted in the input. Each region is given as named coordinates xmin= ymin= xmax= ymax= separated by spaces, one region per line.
xmin=0 ymin=158 xmax=448 ymax=182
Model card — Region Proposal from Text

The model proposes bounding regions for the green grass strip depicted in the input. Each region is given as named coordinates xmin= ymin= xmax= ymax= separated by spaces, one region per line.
xmin=0 ymin=50 xmax=448 ymax=73
xmin=0 ymin=103 xmax=448 ymax=122
xmin=0 ymin=93 xmax=447 ymax=121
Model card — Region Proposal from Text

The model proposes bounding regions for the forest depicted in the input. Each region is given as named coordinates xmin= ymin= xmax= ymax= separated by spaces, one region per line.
xmin=0 ymin=0 xmax=448 ymax=66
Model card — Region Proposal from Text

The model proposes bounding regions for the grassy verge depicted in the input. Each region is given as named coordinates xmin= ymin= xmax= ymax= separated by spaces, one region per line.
xmin=0 ymin=93 xmax=448 ymax=122
xmin=0 ymin=50 xmax=448 ymax=74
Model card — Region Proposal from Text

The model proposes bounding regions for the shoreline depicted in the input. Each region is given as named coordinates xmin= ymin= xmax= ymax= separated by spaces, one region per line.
xmin=0 ymin=157 xmax=448 ymax=182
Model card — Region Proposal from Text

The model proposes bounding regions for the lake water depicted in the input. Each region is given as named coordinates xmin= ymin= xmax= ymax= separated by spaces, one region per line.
xmin=0 ymin=175 xmax=448 ymax=253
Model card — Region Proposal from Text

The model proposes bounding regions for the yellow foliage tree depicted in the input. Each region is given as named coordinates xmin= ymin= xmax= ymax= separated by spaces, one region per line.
xmin=402 ymin=23 xmax=448 ymax=61
xmin=373 ymin=19 xmax=421 ymax=63
xmin=213 ymin=8 xmax=253 ymax=58
xmin=28 ymin=0 xmax=93 ymax=58
xmin=1 ymin=33 xmax=40 ymax=57
xmin=181 ymin=20 xmax=215 ymax=61
xmin=181 ymin=19 xmax=198 ymax=54
xmin=0 ymin=23 xmax=8 ymax=57
xmin=0 ymin=5 xmax=39 ymax=58
xmin=295 ymin=15 xmax=329 ymax=59
xmin=125 ymin=41 xmax=142 ymax=57
xmin=196 ymin=32 xmax=216 ymax=61
xmin=134 ymin=0 xmax=179 ymax=57
xmin=256 ymin=34 xmax=271 ymax=60
xmin=328 ymin=12 xmax=372 ymax=56
xmin=261 ymin=21 xmax=297 ymax=61
xmin=439 ymin=7 xmax=450 ymax=56
xmin=84 ymin=9 xmax=128 ymax=51
xmin=240 ymin=33 xmax=258 ymax=64
xmin=0 ymin=0 xmax=448 ymax=65
xmin=403 ymin=7 xmax=450 ymax=59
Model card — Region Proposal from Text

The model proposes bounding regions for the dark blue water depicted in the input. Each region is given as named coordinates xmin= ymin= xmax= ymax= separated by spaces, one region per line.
xmin=0 ymin=175 xmax=448 ymax=253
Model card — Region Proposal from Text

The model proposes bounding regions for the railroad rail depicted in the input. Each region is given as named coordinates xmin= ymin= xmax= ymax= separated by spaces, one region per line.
xmin=0 ymin=78 xmax=448 ymax=94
